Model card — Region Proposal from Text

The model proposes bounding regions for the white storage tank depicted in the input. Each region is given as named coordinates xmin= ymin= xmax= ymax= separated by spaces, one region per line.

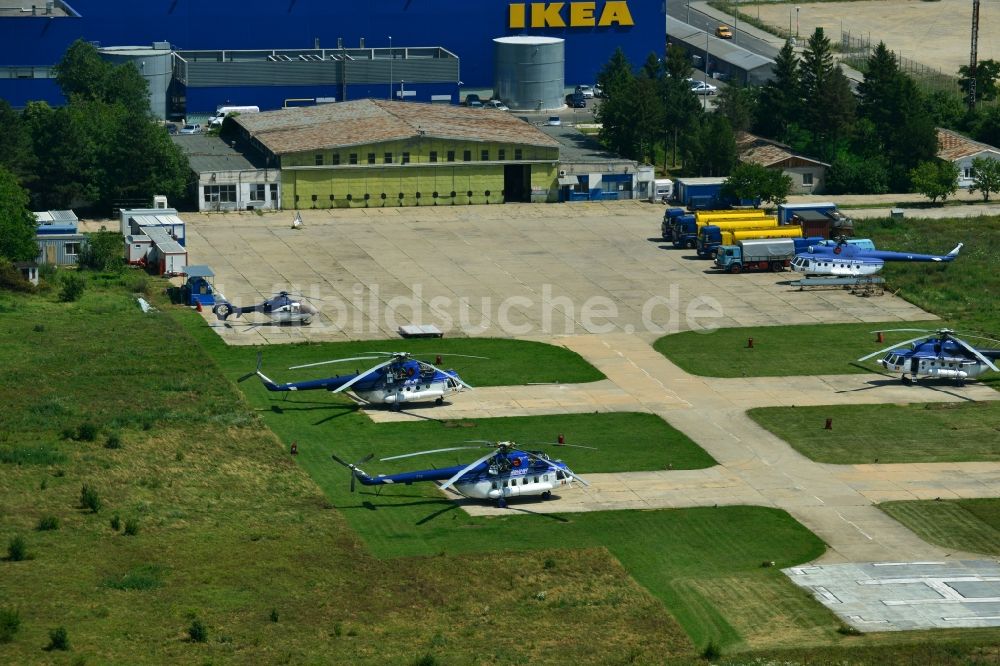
xmin=99 ymin=43 xmax=173 ymax=120
xmin=493 ymin=36 xmax=565 ymax=112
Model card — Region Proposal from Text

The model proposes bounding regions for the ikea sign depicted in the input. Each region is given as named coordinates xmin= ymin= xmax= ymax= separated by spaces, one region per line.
xmin=508 ymin=2 xmax=635 ymax=28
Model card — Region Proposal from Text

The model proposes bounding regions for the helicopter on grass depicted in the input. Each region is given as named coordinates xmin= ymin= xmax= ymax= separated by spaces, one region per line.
xmin=331 ymin=440 xmax=593 ymax=508
xmin=240 ymin=351 xmax=480 ymax=409
xmin=212 ymin=291 xmax=319 ymax=325
xmin=790 ymin=240 xmax=963 ymax=277
xmin=857 ymin=328 xmax=1000 ymax=384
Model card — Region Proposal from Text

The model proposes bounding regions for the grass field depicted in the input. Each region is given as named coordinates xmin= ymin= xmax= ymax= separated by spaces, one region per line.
xmin=0 ymin=278 xmax=835 ymax=663
xmin=747 ymin=401 xmax=1000 ymax=464
xmin=881 ymin=499 xmax=1000 ymax=556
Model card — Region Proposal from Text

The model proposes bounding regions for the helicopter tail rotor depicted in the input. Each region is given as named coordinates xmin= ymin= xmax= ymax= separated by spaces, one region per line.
xmin=331 ymin=452 xmax=375 ymax=492
xmin=237 ymin=352 xmax=265 ymax=383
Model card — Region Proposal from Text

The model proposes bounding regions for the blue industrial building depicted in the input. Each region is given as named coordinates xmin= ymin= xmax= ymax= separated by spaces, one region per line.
xmin=0 ymin=1 xmax=663 ymax=114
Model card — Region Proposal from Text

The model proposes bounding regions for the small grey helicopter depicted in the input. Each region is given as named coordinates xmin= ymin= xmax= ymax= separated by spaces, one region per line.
xmin=212 ymin=291 xmax=319 ymax=325
xmin=858 ymin=328 xmax=1000 ymax=384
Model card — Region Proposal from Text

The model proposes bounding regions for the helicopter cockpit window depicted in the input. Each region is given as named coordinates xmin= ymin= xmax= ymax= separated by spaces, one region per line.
xmin=543 ymin=474 xmax=549 ymax=482
xmin=556 ymin=471 xmax=565 ymax=480
xmin=491 ymin=481 xmax=498 ymax=490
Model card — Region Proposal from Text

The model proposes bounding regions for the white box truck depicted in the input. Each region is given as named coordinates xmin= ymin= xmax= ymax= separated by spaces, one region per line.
xmin=648 ymin=178 xmax=673 ymax=204
xmin=208 ymin=105 xmax=260 ymax=126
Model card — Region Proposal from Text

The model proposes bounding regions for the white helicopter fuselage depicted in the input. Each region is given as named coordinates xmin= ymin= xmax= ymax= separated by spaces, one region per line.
xmin=879 ymin=352 xmax=986 ymax=380
xmin=354 ymin=377 xmax=462 ymax=405
xmin=791 ymin=255 xmax=882 ymax=276
xmin=452 ymin=466 xmax=575 ymax=500
xmin=270 ymin=303 xmax=314 ymax=324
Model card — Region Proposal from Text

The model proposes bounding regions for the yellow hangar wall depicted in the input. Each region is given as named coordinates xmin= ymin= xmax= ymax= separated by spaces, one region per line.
xmin=280 ymin=138 xmax=559 ymax=208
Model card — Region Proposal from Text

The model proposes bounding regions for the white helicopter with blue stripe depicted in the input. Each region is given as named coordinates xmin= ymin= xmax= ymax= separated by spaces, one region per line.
xmin=791 ymin=239 xmax=963 ymax=276
xmin=858 ymin=328 xmax=1000 ymax=384
xmin=240 ymin=351 xmax=480 ymax=409
xmin=331 ymin=440 xmax=593 ymax=508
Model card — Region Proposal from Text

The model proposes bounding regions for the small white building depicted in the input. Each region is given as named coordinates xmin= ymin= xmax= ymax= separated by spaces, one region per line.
xmin=737 ymin=132 xmax=830 ymax=194
xmin=171 ymin=133 xmax=281 ymax=212
xmin=937 ymin=128 xmax=1000 ymax=189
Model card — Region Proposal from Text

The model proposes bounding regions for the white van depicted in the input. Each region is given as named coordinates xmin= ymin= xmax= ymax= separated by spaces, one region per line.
xmin=649 ymin=178 xmax=673 ymax=204
xmin=208 ymin=105 xmax=260 ymax=126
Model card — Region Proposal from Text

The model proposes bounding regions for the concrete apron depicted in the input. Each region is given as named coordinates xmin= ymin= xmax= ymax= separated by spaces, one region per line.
xmin=368 ymin=332 xmax=1000 ymax=564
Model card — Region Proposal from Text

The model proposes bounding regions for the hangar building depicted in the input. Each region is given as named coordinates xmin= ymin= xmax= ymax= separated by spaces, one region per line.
xmin=232 ymin=99 xmax=561 ymax=208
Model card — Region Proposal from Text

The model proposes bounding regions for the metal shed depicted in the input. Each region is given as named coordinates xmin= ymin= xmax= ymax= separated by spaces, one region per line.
xmin=666 ymin=18 xmax=775 ymax=86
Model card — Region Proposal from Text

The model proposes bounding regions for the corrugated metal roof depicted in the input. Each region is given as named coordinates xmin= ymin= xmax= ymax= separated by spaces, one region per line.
xmin=235 ymin=99 xmax=561 ymax=155
xmin=937 ymin=127 xmax=1000 ymax=161
xmin=171 ymin=134 xmax=269 ymax=172
xmin=132 ymin=214 xmax=184 ymax=227
xmin=667 ymin=18 xmax=774 ymax=72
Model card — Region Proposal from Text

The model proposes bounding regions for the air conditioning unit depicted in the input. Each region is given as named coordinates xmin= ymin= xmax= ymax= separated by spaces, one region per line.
xmin=558 ymin=169 xmax=567 ymax=177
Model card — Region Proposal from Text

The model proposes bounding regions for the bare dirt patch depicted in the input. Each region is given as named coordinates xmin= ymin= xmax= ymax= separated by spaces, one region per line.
xmin=755 ymin=0 xmax=998 ymax=75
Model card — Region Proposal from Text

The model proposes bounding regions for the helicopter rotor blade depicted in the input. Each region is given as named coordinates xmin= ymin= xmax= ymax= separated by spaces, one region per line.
xmin=289 ymin=356 xmax=382 ymax=370
xmin=237 ymin=351 xmax=264 ymax=382
xmin=439 ymin=448 xmax=499 ymax=492
xmin=524 ymin=450 xmax=590 ymax=487
xmin=416 ymin=359 xmax=473 ymax=390
xmin=528 ymin=441 xmax=599 ymax=450
xmin=856 ymin=334 xmax=930 ymax=362
xmin=330 ymin=453 xmax=374 ymax=493
xmin=332 ymin=359 xmax=395 ymax=394
xmin=951 ymin=336 xmax=1000 ymax=373
xmin=380 ymin=446 xmax=485 ymax=461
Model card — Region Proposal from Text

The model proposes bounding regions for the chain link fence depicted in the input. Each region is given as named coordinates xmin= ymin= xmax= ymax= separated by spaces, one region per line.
xmin=840 ymin=30 xmax=961 ymax=96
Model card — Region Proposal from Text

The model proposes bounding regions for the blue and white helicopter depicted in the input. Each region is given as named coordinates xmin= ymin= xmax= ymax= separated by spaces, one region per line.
xmin=331 ymin=440 xmax=592 ymax=508
xmin=858 ymin=328 xmax=1000 ymax=384
xmin=790 ymin=240 xmax=963 ymax=277
xmin=239 ymin=351 xmax=479 ymax=409
xmin=213 ymin=291 xmax=319 ymax=325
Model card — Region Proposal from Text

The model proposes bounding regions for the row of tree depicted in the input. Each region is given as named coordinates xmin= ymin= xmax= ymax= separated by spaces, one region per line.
xmin=0 ymin=40 xmax=189 ymax=215
xmin=593 ymin=28 xmax=1000 ymax=197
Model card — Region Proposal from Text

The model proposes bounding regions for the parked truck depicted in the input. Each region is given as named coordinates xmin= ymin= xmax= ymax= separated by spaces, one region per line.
xmin=661 ymin=207 xmax=687 ymax=240
xmin=713 ymin=238 xmax=797 ymax=273
xmin=648 ymin=178 xmax=674 ymax=204
xmin=694 ymin=209 xmax=768 ymax=225
xmin=698 ymin=218 xmax=802 ymax=258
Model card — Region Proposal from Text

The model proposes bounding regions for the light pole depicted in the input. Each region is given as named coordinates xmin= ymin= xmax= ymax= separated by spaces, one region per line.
xmin=704 ymin=31 xmax=709 ymax=111
xmin=399 ymin=79 xmax=405 ymax=100
xmin=796 ymin=6 xmax=800 ymax=39
xmin=388 ymin=35 xmax=392 ymax=100
xmin=686 ymin=0 xmax=690 ymax=24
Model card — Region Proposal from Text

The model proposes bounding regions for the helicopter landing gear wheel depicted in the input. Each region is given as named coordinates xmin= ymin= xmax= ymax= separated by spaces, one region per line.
xmin=542 ymin=491 xmax=552 ymax=500
xmin=435 ymin=397 xmax=444 ymax=405
xmin=497 ymin=497 xmax=507 ymax=509
xmin=390 ymin=402 xmax=402 ymax=411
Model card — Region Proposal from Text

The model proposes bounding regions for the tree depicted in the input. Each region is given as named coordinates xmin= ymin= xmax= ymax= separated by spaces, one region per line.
xmin=909 ymin=159 xmax=959 ymax=203
xmin=799 ymin=28 xmax=855 ymax=151
xmin=959 ymin=59 xmax=1000 ymax=105
xmin=972 ymin=104 xmax=1000 ymax=147
xmin=968 ymin=157 xmax=1000 ymax=201
xmin=661 ymin=44 xmax=702 ymax=169
xmin=714 ymin=84 xmax=756 ymax=133
xmin=721 ymin=162 xmax=791 ymax=206
xmin=683 ymin=115 xmax=737 ymax=177
xmin=923 ymin=90 xmax=967 ymax=129
xmin=826 ymin=151 xmax=890 ymax=195
xmin=0 ymin=100 xmax=35 ymax=183
xmin=755 ymin=40 xmax=800 ymax=140
xmin=596 ymin=47 xmax=634 ymax=102
xmin=0 ymin=167 xmax=38 ymax=263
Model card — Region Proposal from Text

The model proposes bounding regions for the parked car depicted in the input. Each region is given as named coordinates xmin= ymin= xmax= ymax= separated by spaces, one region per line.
xmin=689 ymin=80 xmax=718 ymax=95
xmin=715 ymin=24 xmax=733 ymax=39
xmin=165 ymin=124 xmax=178 ymax=135
xmin=179 ymin=123 xmax=202 ymax=134
xmin=567 ymin=92 xmax=586 ymax=108
xmin=593 ymin=84 xmax=604 ymax=98
xmin=464 ymin=93 xmax=482 ymax=107
xmin=547 ymin=116 xmax=561 ymax=126
xmin=485 ymin=99 xmax=509 ymax=111
xmin=575 ymin=84 xmax=595 ymax=99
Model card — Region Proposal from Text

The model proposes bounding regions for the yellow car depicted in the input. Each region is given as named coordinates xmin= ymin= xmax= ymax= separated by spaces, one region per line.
xmin=715 ymin=24 xmax=733 ymax=39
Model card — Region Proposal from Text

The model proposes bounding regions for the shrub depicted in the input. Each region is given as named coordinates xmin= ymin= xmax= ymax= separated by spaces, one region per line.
xmin=36 ymin=516 xmax=59 ymax=531
xmin=123 ymin=518 xmax=139 ymax=536
xmin=188 ymin=618 xmax=207 ymax=643
xmin=76 ymin=422 xmax=98 ymax=442
xmin=80 ymin=484 xmax=101 ymax=513
xmin=269 ymin=608 xmax=279 ymax=623
xmin=104 ymin=432 xmax=122 ymax=450
xmin=0 ymin=608 xmax=20 ymax=643
xmin=701 ymin=640 xmax=721 ymax=661
xmin=59 ymin=273 xmax=86 ymax=302
xmin=7 ymin=535 xmax=26 ymax=561
xmin=109 ymin=514 xmax=121 ymax=531
xmin=46 ymin=626 xmax=69 ymax=651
